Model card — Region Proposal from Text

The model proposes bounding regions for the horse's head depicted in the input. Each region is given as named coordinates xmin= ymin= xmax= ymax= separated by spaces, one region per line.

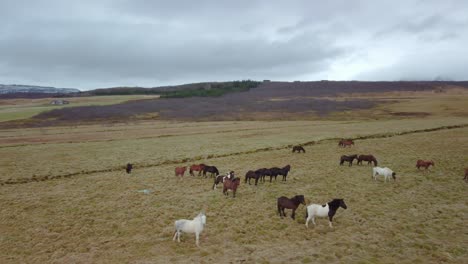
xmin=339 ymin=199 xmax=348 ymax=209
xmin=297 ymin=195 xmax=306 ymax=205
xmin=197 ymin=212 xmax=206 ymax=226
xmin=392 ymin=172 xmax=397 ymax=180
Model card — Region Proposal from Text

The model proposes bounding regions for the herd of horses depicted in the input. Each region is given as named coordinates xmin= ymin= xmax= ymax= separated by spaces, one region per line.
xmin=124 ymin=139 xmax=465 ymax=247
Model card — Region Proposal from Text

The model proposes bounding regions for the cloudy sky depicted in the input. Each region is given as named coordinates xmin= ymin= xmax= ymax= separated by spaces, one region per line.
xmin=1 ymin=0 xmax=467 ymax=90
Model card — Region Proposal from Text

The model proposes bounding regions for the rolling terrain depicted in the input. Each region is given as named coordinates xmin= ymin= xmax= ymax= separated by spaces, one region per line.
xmin=0 ymin=82 xmax=467 ymax=263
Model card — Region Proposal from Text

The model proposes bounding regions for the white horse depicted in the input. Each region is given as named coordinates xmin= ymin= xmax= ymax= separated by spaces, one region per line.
xmin=372 ymin=167 xmax=396 ymax=182
xmin=305 ymin=199 xmax=347 ymax=228
xmin=173 ymin=212 xmax=206 ymax=247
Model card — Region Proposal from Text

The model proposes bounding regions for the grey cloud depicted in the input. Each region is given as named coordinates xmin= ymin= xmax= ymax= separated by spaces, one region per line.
xmin=0 ymin=0 xmax=467 ymax=89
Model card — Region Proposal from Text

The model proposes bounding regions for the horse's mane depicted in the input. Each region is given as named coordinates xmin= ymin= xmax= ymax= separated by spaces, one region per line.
xmin=291 ymin=195 xmax=304 ymax=204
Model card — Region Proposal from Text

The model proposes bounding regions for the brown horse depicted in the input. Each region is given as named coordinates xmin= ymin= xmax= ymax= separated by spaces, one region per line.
xmin=189 ymin=164 xmax=206 ymax=176
xmin=416 ymin=160 xmax=434 ymax=170
xmin=175 ymin=166 xmax=187 ymax=177
xmin=277 ymin=195 xmax=306 ymax=220
xmin=245 ymin=170 xmax=261 ymax=185
xmin=339 ymin=139 xmax=354 ymax=147
xmin=357 ymin=154 xmax=378 ymax=166
xmin=292 ymin=145 xmax=306 ymax=153
xmin=223 ymin=178 xmax=240 ymax=198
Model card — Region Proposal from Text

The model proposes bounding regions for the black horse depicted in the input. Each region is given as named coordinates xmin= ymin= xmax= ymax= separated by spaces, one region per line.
xmin=245 ymin=170 xmax=261 ymax=185
xmin=340 ymin=154 xmax=358 ymax=167
xmin=273 ymin=165 xmax=291 ymax=181
xmin=203 ymin=166 xmax=220 ymax=178
xmin=255 ymin=168 xmax=272 ymax=183
xmin=292 ymin=146 xmax=306 ymax=153
xmin=277 ymin=195 xmax=306 ymax=220
xmin=126 ymin=163 xmax=133 ymax=174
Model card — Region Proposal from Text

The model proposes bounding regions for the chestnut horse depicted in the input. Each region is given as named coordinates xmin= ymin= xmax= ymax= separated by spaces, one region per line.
xmin=416 ymin=160 xmax=434 ymax=170
xmin=292 ymin=146 xmax=306 ymax=153
xmin=189 ymin=164 xmax=206 ymax=176
xmin=339 ymin=139 xmax=354 ymax=147
xmin=357 ymin=154 xmax=378 ymax=166
xmin=223 ymin=178 xmax=240 ymax=198
xmin=277 ymin=195 xmax=306 ymax=220
xmin=175 ymin=166 xmax=187 ymax=177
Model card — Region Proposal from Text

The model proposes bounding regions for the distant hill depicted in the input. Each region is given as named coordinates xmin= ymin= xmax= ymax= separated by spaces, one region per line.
xmin=0 ymin=84 xmax=80 ymax=95
xmin=86 ymin=80 xmax=260 ymax=98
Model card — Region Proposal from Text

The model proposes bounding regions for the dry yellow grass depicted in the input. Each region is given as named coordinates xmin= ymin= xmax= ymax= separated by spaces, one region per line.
xmin=0 ymin=118 xmax=467 ymax=263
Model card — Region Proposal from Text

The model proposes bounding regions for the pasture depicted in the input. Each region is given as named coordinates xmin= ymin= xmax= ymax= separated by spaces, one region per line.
xmin=0 ymin=117 xmax=467 ymax=263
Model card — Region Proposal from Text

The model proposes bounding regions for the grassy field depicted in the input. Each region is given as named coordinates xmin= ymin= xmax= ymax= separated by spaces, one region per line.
xmin=0 ymin=115 xmax=467 ymax=263
xmin=0 ymin=95 xmax=160 ymax=122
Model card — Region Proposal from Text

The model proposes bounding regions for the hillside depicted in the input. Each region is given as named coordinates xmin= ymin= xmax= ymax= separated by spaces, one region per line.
xmin=1 ymin=81 xmax=468 ymax=128
xmin=0 ymin=84 xmax=80 ymax=95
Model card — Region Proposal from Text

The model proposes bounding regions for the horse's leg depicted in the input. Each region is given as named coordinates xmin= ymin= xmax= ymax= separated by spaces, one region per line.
xmin=328 ymin=215 xmax=334 ymax=228
xmin=278 ymin=204 xmax=283 ymax=218
xmin=196 ymin=232 xmax=200 ymax=247
xmin=291 ymin=209 xmax=296 ymax=220
xmin=173 ymin=230 xmax=178 ymax=241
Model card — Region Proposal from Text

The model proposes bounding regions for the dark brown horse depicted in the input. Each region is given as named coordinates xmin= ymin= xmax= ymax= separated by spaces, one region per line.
xmin=273 ymin=165 xmax=291 ymax=181
xmin=357 ymin=154 xmax=378 ymax=166
xmin=175 ymin=166 xmax=187 ymax=177
xmin=245 ymin=170 xmax=261 ymax=185
xmin=416 ymin=160 xmax=434 ymax=170
xmin=189 ymin=164 xmax=206 ymax=176
xmin=292 ymin=145 xmax=306 ymax=153
xmin=126 ymin=163 xmax=133 ymax=174
xmin=339 ymin=139 xmax=354 ymax=147
xmin=340 ymin=155 xmax=357 ymax=166
xmin=255 ymin=168 xmax=272 ymax=183
xmin=223 ymin=178 xmax=240 ymax=197
xmin=277 ymin=195 xmax=306 ymax=219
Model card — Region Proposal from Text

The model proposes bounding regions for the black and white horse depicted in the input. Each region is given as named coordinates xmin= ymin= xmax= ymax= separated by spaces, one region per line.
xmin=213 ymin=171 xmax=234 ymax=190
xmin=305 ymin=199 xmax=347 ymax=228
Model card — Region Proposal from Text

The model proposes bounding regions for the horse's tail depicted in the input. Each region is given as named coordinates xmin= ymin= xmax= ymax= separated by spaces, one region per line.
xmin=277 ymin=202 xmax=281 ymax=215
xmin=374 ymin=159 xmax=378 ymax=166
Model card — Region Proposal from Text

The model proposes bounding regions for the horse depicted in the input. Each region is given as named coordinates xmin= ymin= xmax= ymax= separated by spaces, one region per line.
xmin=339 ymin=139 xmax=354 ymax=147
xmin=372 ymin=167 xmax=396 ymax=182
xmin=245 ymin=170 xmax=261 ymax=185
xmin=203 ymin=166 xmax=219 ymax=178
xmin=292 ymin=145 xmax=306 ymax=153
xmin=276 ymin=165 xmax=291 ymax=181
xmin=213 ymin=171 xmax=234 ymax=190
xmin=277 ymin=195 xmax=306 ymax=220
xmin=416 ymin=160 xmax=434 ymax=170
xmin=173 ymin=212 xmax=206 ymax=247
xmin=189 ymin=164 xmax=206 ymax=176
xmin=357 ymin=154 xmax=378 ymax=166
xmin=305 ymin=199 xmax=347 ymax=228
xmin=175 ymin=166 xmax=187 ymax=177
xmin=223 ymin=177 xmax=240 ymax=198
xmin=340 ymin=154 xmax=357 ymax=167
xmin=255 ymin=168 xmax=271 ymax=183
xmin=125 ymin=163 xmax=133 ymax=174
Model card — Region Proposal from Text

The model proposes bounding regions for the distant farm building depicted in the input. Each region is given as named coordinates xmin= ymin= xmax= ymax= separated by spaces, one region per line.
xmin=50 ymin=100 xmax=70 ymax=105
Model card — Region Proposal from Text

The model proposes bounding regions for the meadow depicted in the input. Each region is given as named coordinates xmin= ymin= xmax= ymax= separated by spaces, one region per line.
xmin=1 ymin=116 xmax=467 ymax=263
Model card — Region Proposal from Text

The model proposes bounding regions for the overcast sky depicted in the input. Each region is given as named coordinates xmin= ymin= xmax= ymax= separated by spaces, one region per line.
xmin=1 ymin=0 xmax=467 ymax=90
